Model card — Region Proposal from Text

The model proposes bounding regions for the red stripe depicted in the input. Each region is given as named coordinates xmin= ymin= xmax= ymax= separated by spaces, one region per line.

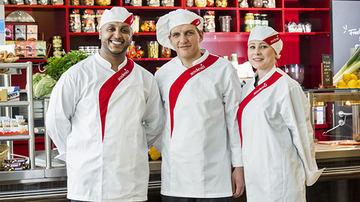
xmin=237 ymin=71 xmax=282 ymax=147
xmin=124 ymin=14 xmax=134 ymax=26
xmin=169 ymin=54 xmax=218 ymax=138
xmin=99 ymin=59 xmax=134 ymax=141
xmin=263 ymin=34 xmax=280 ymax=45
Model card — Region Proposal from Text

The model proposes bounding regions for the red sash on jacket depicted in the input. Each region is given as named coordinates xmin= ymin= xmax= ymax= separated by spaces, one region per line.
xmin=99 ymin=58 xmax=134 ymax=141
xmin=237 ymin=71 xmax=283 ymax=147
xmin=169 ymin=54 xmax=218 ymax=137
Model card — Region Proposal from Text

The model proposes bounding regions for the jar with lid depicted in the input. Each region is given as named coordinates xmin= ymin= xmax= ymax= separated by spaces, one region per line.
xmin=252 ymin=0 xmax=262 ymax=8
xmin=141 ymin=20 xmax=156 ymax=32
xmin=195 ymin=0 xmax=206 ymax=7
xmin=160 ymin=45 xmax=171 ymax=58
xmin=53 ymin=47 xmax=62 ymax=58
xmin=261 ymin=14 xmax=268 ymax=26
xmin=147 ymin=0 xmax=160 ymax=6
xmin=53 ymin=36 xmax=62 ymax=49
xmin=239 ymin=0 xmax=248 ymax=8
xmin=147 ymin=41 xmax=159 ymax=58
xmin=126 ymin=41 xmax=137 ymax=58
xmin=70 ymin=0 xmax=79 ymax=5
xmin=254 ymin=14 xmax=261 ymax=27
xmin=81 ymin=0 xmax=94 ymax=6
xmin=262 ymin=0 xmax=268 ymax=7
xmin=135 ymin=46 xmax=145 ymax=58
xmin=133 ymin=15 xmax=140 ymax=33
xmin=186 ymin=0 xmax=193 ymax=7
xmin=162 ymin=0 xmax=174 ymax=6
xmin=78 ymin=46 xmax=85 ymax=53
xmin=219 ymin=16 xmax=232 ymax=32
xmin=131 ymin=0 xmax=142 ymax=6
xmin=244 ymin=13 xmax=254 ymax=32
xmin=215 ymin=0 xmax=227 ymax=7
xmin=268 ymin=0 xmax=275 ymax=8
xmin=203 ymin=11 xmax=215 ymax=32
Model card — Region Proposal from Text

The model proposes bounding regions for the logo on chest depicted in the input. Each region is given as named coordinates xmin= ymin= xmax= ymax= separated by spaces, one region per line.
xmin=118 ymin=69 xmax=130 ymax=81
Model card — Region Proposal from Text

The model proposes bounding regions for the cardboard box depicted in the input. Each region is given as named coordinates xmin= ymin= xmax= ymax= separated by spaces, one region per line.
xmin=36 ymin=41 xmax=46 ymax=58
xmin=27 ymin=25 xmax=38 ymax=41
xmin=5 ymin=25 xmax=14 ymax=41
xmin=15 ymin=41 xmax=26 ymax=58
xmin=0 ymin=89 xmax=7 ymax=102
xmin=5 ymin=41 xmax=15 ymax=45
xmin=14 ymin=25 xmax=26 ymax=41
xmin=0 ymin=87 xmax=20 ymax=102
xmin=25 ymin=41 xmax=36 ymax=58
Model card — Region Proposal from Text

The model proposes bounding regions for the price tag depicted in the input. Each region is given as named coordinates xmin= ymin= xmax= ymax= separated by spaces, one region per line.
xmin=322 ymin=54 xmax=332 ymax=86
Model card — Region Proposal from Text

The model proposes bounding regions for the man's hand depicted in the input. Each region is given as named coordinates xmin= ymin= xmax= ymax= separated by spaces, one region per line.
xmin=232 ymin=166 xmax=245 ymax=198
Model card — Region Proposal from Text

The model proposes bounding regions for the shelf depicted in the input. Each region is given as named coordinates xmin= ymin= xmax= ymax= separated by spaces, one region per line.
xmin=0 ymin=62 xmax=32 ymax=69
xmin=0 ymin=101 xmax=29 ymax=107
xmin=132 ymin=58 xmax=172 ymax=61
xmin=0 ymin=134 xmax=30 ymax=141
xmin=4 ymin=4 xmax=66 ymax=8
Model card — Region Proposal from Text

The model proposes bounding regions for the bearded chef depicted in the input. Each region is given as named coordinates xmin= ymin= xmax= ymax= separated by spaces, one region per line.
xmin=238 ymin=26 xmax=325 ymax=201
xmin=46 ymin=7 xmax=164 ymax=202
xmin=154 ymin=9 xmax=245 ymax=201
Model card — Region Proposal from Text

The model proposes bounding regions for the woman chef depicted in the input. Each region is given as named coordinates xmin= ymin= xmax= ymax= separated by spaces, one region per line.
xmin=237 ymin=26 xmax=324 ymax=201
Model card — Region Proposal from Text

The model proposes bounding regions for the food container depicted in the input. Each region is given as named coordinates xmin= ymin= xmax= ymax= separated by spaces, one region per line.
xmin=147 ymin=41 xmax=159 ymax=58
xmin=133 ymin=15 xmax=140 ymax=33
xmin=195 ymin=0 xmax=206 ymax=7
xmin=82 ymin=0 xmax=94 ymax=5
xmin=131 ymin=0 xmax=142 ymax=6
xmin=136 ymin=45 xmax=145 ymax=58
xmin=160 ymin=45 xmax=171 ymax=58
xmin=161 ymin=0 xmax=174 ymax=6
xmin=219 ymin=16 xmax=231 ymax=32
xmin=95 ymin=0 xmax=110 ymax=6
xmin=141 ymin=20 xmax=156 ymax=32
xmin=204 ymin=11 xmax=215 ymax=32
xmin=126 ymin=41 xmax=137 ymax=58
xmin=147 ymin=0 xmax=159 ymax=6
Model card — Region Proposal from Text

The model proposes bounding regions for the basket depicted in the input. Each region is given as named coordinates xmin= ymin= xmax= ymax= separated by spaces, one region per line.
xmin=0 ymin=144 xmax=9 ymax=164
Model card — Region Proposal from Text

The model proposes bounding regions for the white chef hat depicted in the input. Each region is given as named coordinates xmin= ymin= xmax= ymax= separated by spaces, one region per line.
xmin=99 ymin=7 xmax=134 ymax=30
xmin=156 ymin=9 xmax=204 ymax=50
xmin=248 ymin=26 xmax=283 ymax=58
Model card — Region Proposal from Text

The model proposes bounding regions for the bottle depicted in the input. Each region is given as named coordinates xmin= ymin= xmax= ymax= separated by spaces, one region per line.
xmin=245 ymin=13 xmax=254 ymax=32
xmin=261 ymin=14 xmax=268 ymax=26
xmin=230 ymin=53 xmax=238 ymax=69
xmin=204 ymin=11 xmax=216 ymax=32
xmin=254 ymin=14 xmax=261 ymax=27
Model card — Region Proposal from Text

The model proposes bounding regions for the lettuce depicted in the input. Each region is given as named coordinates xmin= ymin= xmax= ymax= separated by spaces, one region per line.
xmin=34 ymin=76 xmax=57 ymax=98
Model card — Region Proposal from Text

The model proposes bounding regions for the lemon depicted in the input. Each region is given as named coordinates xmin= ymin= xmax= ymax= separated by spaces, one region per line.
xmin=351 ymin=74 xmax=358 ymax=81
xmin=357 ymin=80 xmax=360 ymax=87
xmin=148 ymin=146 xmax=161 ymax=161
xmin=337 ymin=80 xmax=348 ymax=89
xmin=348 ymin=80 xmax=358 ymax=88
xmin=342 ymin=73 xmax=352 ymax=83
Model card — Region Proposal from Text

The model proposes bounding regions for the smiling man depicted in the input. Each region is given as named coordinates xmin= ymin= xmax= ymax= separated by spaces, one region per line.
xmin=154 ymin=9 xmax=245 ymax=202
xmin=46 ymin=7 xmax=164 ymax=202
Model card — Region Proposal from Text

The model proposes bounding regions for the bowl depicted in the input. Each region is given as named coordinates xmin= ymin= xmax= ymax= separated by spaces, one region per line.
xmin=283 ymin=64 xmax=305 ymax=86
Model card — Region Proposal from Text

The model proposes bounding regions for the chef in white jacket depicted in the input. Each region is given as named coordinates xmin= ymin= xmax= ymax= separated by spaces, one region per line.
xmin=46 ymin=7 xmax=163 ymax=202
xmin=238 ymin=26 xmax=324 ymax=202
xmin=154 ymin=9 xmax=245 ymax=202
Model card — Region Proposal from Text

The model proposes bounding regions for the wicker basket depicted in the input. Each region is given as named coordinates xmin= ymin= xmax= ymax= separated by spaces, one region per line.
xmin=0 ymin=144 xmax=9 ymax=164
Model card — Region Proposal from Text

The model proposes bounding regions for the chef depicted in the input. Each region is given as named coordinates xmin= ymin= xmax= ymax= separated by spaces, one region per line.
xmin=46 ymin=7 xmax=164 ymax=202
xmin=238 ymin=26 xmax=324 ymax=201
xmin=154 ymin=9 xmax=245 ymax=201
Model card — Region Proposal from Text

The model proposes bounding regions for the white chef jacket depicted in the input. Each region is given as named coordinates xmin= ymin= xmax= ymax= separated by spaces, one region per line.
xmin=239 ymin=67 xmax=324 ymax=202
xmin=154 ymin=49 xmax=243 ymax=198
xmin=46 ymin=53 xmax=164 ymax=202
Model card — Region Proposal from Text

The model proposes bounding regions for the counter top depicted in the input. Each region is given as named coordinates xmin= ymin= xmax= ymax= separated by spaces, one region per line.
xmin=315 ymin=143 xmax=360 ymax=161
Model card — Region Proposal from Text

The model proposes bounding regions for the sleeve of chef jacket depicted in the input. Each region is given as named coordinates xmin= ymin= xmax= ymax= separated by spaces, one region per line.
xmin=224 ymin=66 xmax=243 ymax=167
xmin=142 ymin=76 xmax=164 ymax=149
xmin=279 ymin=84 xmax=324 ymax=186
xmin=45 ymin=72 xmax=77 ymax=162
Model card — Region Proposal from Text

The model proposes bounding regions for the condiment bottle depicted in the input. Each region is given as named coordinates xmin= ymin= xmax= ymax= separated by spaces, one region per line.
xmin=261 ymin=14 xmax=268 ymax=26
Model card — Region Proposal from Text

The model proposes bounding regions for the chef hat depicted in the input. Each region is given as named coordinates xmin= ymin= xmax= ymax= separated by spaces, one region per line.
xmin=156 ymin=9 xmax=204 ymax=50
xmin=99 ymin=7 xmax=134 ymax=30
xmin=248 ymin=26 xmax=283 ymax=58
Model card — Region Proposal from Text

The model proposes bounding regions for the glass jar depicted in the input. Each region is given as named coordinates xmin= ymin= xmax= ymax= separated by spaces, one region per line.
xmin=262 ymin=0 xmax=268 ymax=7
xmin=261 ymin=14 xmax=268 ymax=26
xmin=268 ymin=0 xmax=275 ymax=8
xmin=141 ymin=20 xmax=156 ymax=32
xmin=78 ymin=46 xmax=85 ymax=52
xmin=244 ymin=13 xmax=254 ymax=32
xmin=204 ymin=11 xmax=215 ymax=32
xmin=82 ymin=0 xmax=94 ymax=6
xmin=254 ymin=14 xmax=261 ymax=27
xmin=133 ymin=15 xmax=140 ymax=33
xmin=219 ymin=15 xmax=231 ymax=32
xmin=195 ymin=0 xmax=206 ymax=7
xmin=95 ymin=0 xmax=110 ymax=6
xmin=162 ymin=0 xmax=174 ymax=6
xmin=131 ymin=0 xmax=142 ymax=6
xmin=252 ymin=0 xmax=262 ymax=8
xmin=147 ymin=41 xmax=159 ymax=58
xmin=215 ymin=0 xmax=227 ymax=7
xmin=126 ymin=41 xmax=137 ymax=58
xmin=135 ymin=45 xmax=145 ymax=58
xmin=160 ymin=45 xmax=171 ymax=58
xmin=186 ymin=0 xmax=193 ymax=6
xmin=147 ymin=0 xmax=160 ymax=6
xmin=239 ymin=0 xmax=248 ymax=8
xmin=53 ymin=36 xmax=62 ymax=48
xmin=70 ymin=0 xmax=79 ymax=5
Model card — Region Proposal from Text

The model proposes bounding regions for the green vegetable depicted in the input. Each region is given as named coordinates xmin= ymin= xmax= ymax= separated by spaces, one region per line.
xmin=34 ymin=76 xmax=57 ymax=98
xmin=43 ymin=50 xmax=88 ymax=81
xmin=333 ymin=47 xmax=360 ymax=85
xmin=32 ymin=73 xmax=46 ymax=94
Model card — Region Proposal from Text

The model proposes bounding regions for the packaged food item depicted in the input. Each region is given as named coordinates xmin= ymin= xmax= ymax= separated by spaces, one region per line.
xmin=126 ymin=41 xmax=137 ymax=58
xmin=2 ymin=162 xmax=25 ymax=168
xmin=195 ymin=0 xmax=206 ymax=7
xmin=95 ymin=0 xmax=110 ymax=6
xmin=37 ymin=0 xmax=48 ymax=4
xmin=14 ymin=25 xmax=26 ymax=41
xmin=239 ymin=0 xmax=248 ymax=7
xmin=10 ymin=119 xmax=18 ymax=128
xmin=11 ymin=0 xmax=24 ymax=4
xmin=53 ymin=36 xmax=62 ymax=49
xmin=141 ymin=20 xmax=156 ymax=32
xmin=4 ymin=158 xmax=27 ymax=164
xmin=26 ymin=25 xmax=38 ymax=41
xmin=133 ymin=15 xmax=140 ymax=33
xmin=147 ymin=0 xmax=160 ymax=6
xmin=304 ymin=22 xmax=312 ymax=33
xmin=15 ymin=115 xmax=25 ymax=126
xmin=36 ymin=41 xmax=46 ymax=57
xmin=219 ymin=16 xmax=231 ymax=32
xmin=204 ymin=11 xmax=215 ymax=32
xmin=5 ymin=25 xmax=14 ymax=41
xmin=186 ymin=0 xmax=193 ymax=7
xmin=268 ymin=0 xmax=275 ymax=8
xmin=287 ymin=21 xmax=297 ymax=32
xmin=24 ymin=0 xmax=37 ymax=5
xmin=70 ymin=0 xmax=80 ymax=5
xmin=215 ymin=0 xmax=227 ymax=7
xmin=131 ymin=0 xmax=142 ymax=6
xmin=206 ymin=0 xmax=214 ymax=7
xmin=25 ymin=41 xmax=36 ymax=58
xmin=147 ymin=41 xmax=159 ymax=58
xmin=254 ymin=14 xmax=261 ymax=27
xmin=160 ymin=45 xmax=171 ymax=58
xmin=162 ymin=0 xmax=174 ymax=6
xmin=95 ymin=9 xmax=105 ymax=32
xmin=2 ymin=117 xmax=10 ymax=128
xmin=81 ymin=9 xmax=96 ymax=33
xmin=135 ymin=46 xmax=145 ymax=58
xmin=15 ymin=41 xmax=26 ymax=58
xmin=0 ymin=87 xmax=20 ymax=101
xmin=81 ymin=0 xmax=94 ymax=5
xmin=261 ymin=14 xmax=268 ymax=26
xmin=244 ymin=13 xmax=254 ymax=32
xmin=252 ymin=0 xmax=262 ymax=8
xmin=262 ymin=0 xmax=268 ymax=7
xmin=69 ymin=9 xmax=82 ymax=33
xmin=51 ymin=0 xmax=64 ymax=5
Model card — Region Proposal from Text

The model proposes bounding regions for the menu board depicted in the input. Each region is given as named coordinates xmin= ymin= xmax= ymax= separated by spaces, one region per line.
xmin=322 ymin=54 xmax=332 ymax=86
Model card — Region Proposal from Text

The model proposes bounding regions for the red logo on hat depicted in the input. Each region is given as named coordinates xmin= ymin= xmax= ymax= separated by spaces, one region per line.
xmin=124 ymin=14 xmax=134 ymax=26
xmin=190 ymin=19 xmax=201 ymax=27
xmin=263 ymin=34 xmax=280 ymax=45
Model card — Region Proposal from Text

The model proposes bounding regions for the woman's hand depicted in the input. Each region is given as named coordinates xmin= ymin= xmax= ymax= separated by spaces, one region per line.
xmin=232 ymin=166 xmax=245 ymax=198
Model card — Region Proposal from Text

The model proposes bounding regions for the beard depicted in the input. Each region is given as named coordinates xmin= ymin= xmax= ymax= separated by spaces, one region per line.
xmin=101 ymin=39 xmax=130 ymax=57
